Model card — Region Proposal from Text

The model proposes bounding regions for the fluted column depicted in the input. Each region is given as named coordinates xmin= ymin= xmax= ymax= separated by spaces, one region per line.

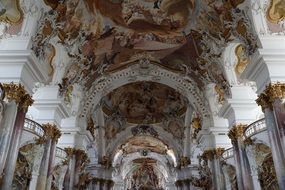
xmin=0 ymin=83 xmax=34 ymax=189
xmin=201 ymin=148 xmax=226 ymax=190
xmin=256 ymin=83 xmax=285 ymax=188
xmin=228 ymin=125 xmax=254 ymax=190
xmin=36 ymin=124 xmax=61 ymax=190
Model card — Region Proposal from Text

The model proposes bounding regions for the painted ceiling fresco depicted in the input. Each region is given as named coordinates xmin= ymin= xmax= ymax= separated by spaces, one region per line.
xmin=121 ymin=136 xmax=168 ymax=155
xmin=102 ymin=82 xmax=187 ymax=124
xmin=30 ymin=0 xmax=260 ymax=171
xmin=34 ymin=0 xmax=258 ymax=98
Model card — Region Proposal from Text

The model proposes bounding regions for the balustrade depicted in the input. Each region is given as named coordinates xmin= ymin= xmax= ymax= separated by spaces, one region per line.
xmin=23 ymin=118 xmax=45 ymax=137
xmin=222 ymin=147 xmax=234 ymax=160
xmin=244 ymin=118 xmax=266 ymax=139
xmin=56 ymin=147 xmax=67 ymax=159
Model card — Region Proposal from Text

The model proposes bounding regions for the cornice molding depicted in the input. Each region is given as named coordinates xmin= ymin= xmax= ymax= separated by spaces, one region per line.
xmin=0 ymin=50 xmax=49 ymax=94
xmin=241 ymin=49 xmax=285 ymax=94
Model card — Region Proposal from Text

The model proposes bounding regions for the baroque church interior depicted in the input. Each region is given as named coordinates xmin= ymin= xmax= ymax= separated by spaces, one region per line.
xmin=0 ymin=0 xmax=285 ymax=189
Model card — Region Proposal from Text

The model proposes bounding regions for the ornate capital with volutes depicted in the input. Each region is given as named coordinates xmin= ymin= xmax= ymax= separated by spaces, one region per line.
xmin=201 ymin=149 xmax=215 ymax=161
xmin=202 ymin=148 xmax=225 ymax=161
xmin=64 ymin=147 xmax=76 ymax=158
xmin=42 ymin=123 xmax=61 ymax=141
xmin=266 ymin=82 xmax=285 ymax=101
xmin=64 ymin=147 xmax=88 ymax=162
xmin=2 ymin=83 xmax=33 ymax=112
xmin=256 ymin=83 xmax=285 ymax=112
xmin=256 ymin=93 xmax=271 ymax=112
xmin=228 ymin=124 xmax=247 ymax=141
xmin=74 ymin=149 xmax=88 ymax=162
xmin=180 ymin=156 xmax=191 ymax=167
xmin=215 ymin=147 xmax=225 ymax=158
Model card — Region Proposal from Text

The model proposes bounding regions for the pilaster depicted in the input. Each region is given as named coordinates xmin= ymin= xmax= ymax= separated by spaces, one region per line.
xmin=29 ymin=85 xmax=70 ymax=126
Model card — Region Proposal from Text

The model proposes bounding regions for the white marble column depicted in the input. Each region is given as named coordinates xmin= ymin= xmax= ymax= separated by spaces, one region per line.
xmin=0 ymin=101 xmax=17 ymax=175
xmin=64 ymin=151 xmax=76 ymax=190
xmin=45 ymin=136 xmax=58 ymax=190
xmin=183 ymin=106 xmax=193 ymax=158
xmin=29 ymin=145 xmax=44 ymax=190
xmin=36 ymin=138 xmax=52 ymax=190
xmin=202 ymin=148 xmax=226 ymax=190
xmin=228 ymin=125 xmax=254 ymax=190
xmin=222 ymin=164 xmax=232 ymax=190
xmin=35 ymin=124 xmax=61 ymax=190
xmin=95 ymin=107 xmax=106 ymax=162
xmin=94 ymin=180 xmax=100 ymax=190
xmin=103 ymin=180 xmax=108 ymax=190
xmin=57 ymin=165 xmax=68 ymax=190
xmin=1 ymin=84 xmax=33 ymax=190
xmin=245 ymin=144 xmax=261 ymax=190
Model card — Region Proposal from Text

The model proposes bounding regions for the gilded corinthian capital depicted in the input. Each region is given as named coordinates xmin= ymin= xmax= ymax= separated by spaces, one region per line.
xmin=256 ymin=83 xmax=285 ymax=112
xmin=64 ymin=147 xmax=88 ymax=162
xmin=42 ymin=123 xmax=61 ymax=141
xmin=266 ymin=83 xmax=285 ymax=101
xmin=2 ymin=83 xmax=33 ymax=112
xmin=228 ymin=124 xmax=247 ymax=141
xmin=64 ymin=147 xmax=76 ymax=158
xmin=201 ymin=148 xmax=225 ymax=161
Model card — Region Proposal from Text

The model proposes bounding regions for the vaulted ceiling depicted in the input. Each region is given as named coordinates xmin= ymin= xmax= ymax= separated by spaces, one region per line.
xmin=10 ymin=0 xmax=260 ymax=186
xmin=34 ymin=0 xmax=257 ymax=96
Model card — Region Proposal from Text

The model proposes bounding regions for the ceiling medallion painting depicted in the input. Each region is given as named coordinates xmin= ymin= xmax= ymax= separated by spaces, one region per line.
xmin=120 ymin=136 xmax=168 ymax=155
xmin=102 ymin=82 xmax=187 ymax=124
xmin=33 ymin=0 xmax=258 ymax=105
xmin=131 ymin=125 xmax=159 ymax=138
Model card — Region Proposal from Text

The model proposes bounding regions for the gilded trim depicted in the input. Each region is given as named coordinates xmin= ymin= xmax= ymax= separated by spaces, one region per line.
xmin=267 ymin=0 xmax=285 ymax=24
xmin=0 ymin=0 xmax=24 ymax=25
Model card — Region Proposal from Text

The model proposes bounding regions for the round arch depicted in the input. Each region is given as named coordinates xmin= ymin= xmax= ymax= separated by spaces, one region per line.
xmin=80 ymin=60 xmax=210 ymax=120
xmin=106 ymin=125 xmax=183 ymax=162
xmin=117 ymin=152 xmax=176 ymax=183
